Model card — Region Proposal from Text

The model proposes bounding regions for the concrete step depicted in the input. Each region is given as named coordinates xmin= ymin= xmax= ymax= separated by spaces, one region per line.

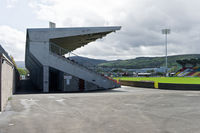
xmin=48 ymin=52 xmax=120 ymax=89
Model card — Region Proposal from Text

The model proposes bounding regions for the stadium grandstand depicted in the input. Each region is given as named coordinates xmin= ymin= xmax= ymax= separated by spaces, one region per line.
xmin=25 ymin=25 xmax=121 ymax=92
xmin=175 ymin=58 xmax=200 ymax=77
xmin=175 ymin=67 xmax=200 ymax=77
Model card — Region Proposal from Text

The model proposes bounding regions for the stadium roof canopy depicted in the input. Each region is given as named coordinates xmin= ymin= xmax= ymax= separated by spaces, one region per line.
xmin=27 ymin=26 xmax=121 ymax=53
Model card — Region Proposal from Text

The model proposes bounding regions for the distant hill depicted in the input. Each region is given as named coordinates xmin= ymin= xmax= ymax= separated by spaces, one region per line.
xmin=15 ymin=54 xmax=200 ymax=69
xmin=16 ymin=61 xmax=25 ymax=68
xmin=69 ymin=56 xmax=108 ymax=67
xmin=15 ymin=56 xmax=107 ymax=68
xmin=98 ymin=54 xmax=200 ymax=69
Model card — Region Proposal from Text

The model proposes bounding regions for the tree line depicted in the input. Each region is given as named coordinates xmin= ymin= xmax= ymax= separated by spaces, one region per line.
xmin=176 ymin=58 xmax=200 ymax=68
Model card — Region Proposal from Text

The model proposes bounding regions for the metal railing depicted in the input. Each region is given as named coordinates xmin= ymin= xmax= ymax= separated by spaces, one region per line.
xmin=50 ymin=42 xmax=97 ymax=71
xmin=49 ymin=42 xmax=115 ymax=83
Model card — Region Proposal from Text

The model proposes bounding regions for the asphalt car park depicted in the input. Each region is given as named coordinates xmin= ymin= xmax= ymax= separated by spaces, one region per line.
xmin=1 ymin=86 xmax=200 ymax=133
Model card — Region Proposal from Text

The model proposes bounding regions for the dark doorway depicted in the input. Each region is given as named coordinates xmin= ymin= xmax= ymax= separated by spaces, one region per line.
xmin=15 ymin=79 xmax=41 ymax=94
xmin=79 ymin=79 xmax=85 ymax=92
xmin=49 ymin=68 xmax=60 ymax=92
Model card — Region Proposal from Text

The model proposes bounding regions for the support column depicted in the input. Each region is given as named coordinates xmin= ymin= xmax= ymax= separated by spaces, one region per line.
xmin=43 ymin=65 xmax=49 ymax=92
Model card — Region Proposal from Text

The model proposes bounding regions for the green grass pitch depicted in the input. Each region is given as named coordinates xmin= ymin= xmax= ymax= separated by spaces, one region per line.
xmin=114 ymin=77 xmax=200 ymax=84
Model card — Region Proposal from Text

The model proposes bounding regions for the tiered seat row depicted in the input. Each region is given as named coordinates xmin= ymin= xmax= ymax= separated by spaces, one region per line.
xmin=175 ymin=67 xmax=200 ymax=77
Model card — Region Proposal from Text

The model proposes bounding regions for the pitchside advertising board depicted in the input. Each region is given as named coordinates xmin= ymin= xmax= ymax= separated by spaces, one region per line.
xmin=64 ymin=75 xmax=72 ymax=85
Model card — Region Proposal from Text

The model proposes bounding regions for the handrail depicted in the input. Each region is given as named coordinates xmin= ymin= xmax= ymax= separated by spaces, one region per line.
xmin=49 ymin=51 xmax=112 ymax=82
xmin=50 ymin=42 xmax=97 ymax=69
xmin=49 ymin=42 xmax=118 ymax=84
xmin=50 ymin=42 xmax=108 ymax=77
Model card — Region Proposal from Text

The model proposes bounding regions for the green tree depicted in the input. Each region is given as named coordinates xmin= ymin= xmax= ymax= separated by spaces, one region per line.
xmin=189 ymin=58 xmax=198 ymax=67
xmin=147 ymin=70 xmax=155 ymax=73
xmin=197 ymin=58 xmax=200 ymax=65
xmin=17 ymin=68 xmax=28 ymax=75
xmin=169 ymin=66 xmax=178 ymax=73
xmin=176 ymin=60 xmax=186 ymax=68
xmin=10 ymin=56 xmax=18 ymax=68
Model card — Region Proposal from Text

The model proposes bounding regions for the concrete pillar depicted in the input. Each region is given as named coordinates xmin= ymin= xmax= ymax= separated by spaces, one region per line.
xmin=43 ymin=66 xmax=49 ymax=92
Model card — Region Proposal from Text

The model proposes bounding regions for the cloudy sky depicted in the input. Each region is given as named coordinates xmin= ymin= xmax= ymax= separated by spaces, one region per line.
xmin=0 ymin=0 xmax=200 ymax=61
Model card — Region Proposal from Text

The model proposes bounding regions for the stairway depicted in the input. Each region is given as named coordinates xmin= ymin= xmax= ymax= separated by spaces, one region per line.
xmin=49 ymin=52 xmax=120 ymax=89
xmin=29 ymin=42 xmax=120 ymax=90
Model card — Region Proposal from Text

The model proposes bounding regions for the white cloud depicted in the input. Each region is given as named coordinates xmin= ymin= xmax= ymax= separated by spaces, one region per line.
xmin=2 ymin=0 xmax=200 ymax=61
xmin=26 ymin=0 xmax=200 ymax=60
xmin=0 ymin=25 xmax=25 ymax=61
xmin=6 ymin=0 xmax=18 ymax=8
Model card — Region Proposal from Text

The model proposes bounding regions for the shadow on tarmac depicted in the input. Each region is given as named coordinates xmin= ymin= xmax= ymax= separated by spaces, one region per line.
xmin=15 ymin=80 xmax=125 ymax=95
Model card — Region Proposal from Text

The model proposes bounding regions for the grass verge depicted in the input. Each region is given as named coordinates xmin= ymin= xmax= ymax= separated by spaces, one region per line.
xmin=114 ymin=77 xmax=200 ymax=84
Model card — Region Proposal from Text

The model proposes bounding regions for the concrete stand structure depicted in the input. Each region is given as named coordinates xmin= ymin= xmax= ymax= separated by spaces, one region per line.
xmin=25 ymin=26 xmax=121 ymax=92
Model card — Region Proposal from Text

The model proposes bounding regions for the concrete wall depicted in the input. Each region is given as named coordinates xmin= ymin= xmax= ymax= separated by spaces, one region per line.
xmin=120 ymin=80 xmax=154 ymax=88
xmin=63 ymin=73 xmax=79 ymax=92
xmin=0 ymin=57 xmax=15 ymax=111
xmin=62 ymin=72 xmax=104 ymax=92
xmin=85 ymin=81 xmax=103 ymax=91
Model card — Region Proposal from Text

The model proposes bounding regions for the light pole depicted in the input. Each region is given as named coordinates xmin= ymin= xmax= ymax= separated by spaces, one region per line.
xmin=162 ymin=29 xmax=170 ymax=77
